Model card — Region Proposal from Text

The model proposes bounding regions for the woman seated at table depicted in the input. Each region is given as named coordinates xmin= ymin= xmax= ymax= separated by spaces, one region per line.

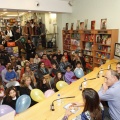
xmin=62 ymin=88 xmax=104 ymax=120
xmin=36 ymin=62 xmax=50 ymax=82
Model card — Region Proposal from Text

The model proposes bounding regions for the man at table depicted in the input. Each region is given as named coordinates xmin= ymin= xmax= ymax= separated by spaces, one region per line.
xmin=98 ymin=69 xmax=120 ymax=120
xmin=116 ymin=62 xmax=120 ymax=75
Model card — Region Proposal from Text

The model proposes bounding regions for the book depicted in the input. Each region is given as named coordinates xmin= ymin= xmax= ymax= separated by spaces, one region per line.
xmin=100 ymin=19 xmax=107 ymax=29
xmin=76 ymin=20 xmax=80 ymax=30
xmin=66 ymin=23 xmax=69 ymax=30
xmin=71 ymin=23 xmax=74 ymax=30
xmin=13 ymin=46 xmax=18 ymax=53
xmin=64 ymin=103 xmax=80 ymax=114
xmin=84 ymin=19 xmax=88 ymax=30
xmin=80 ymin=22 xmax=84 ymax=30
xmin=91 ymin=20 xmax=95 ymax=30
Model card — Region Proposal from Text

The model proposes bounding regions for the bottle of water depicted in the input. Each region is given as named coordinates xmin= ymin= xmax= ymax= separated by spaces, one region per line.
xmin=99 ymin=68 xmax=103 ymax=78
xmin=83 ymin=78 xmax=87 ymax=88
xmin=57 ymin=94 xmax=61 ymax=105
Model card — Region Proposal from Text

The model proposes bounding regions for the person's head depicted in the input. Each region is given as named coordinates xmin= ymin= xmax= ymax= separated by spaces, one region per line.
xmin=6 ymin=26 xmax=10 ymax=30
xmin=39 ymin=22 xmax=42 ymax=27
xmin=42 ymin=54 xmax=47 ymax=59
xmin=43 ymin=50 xmax=47 ymax=54
xmin=5 ymin=35 xmax=10 ymax=41
xmin=24 ymin=61 xmax=30 ymax=67
xmin=52 ymin=63 xmax=57 ymax=69
xmin=82 ymin=88 xmax=102 ymax=120
xmin=5 ymin=62 xmax=11 ymax=69
xmin=21 ymin=56 xmax=26 ymax=61
xmin=7 ymin=65 xmax=13 ymax=72
xmin=63 ymin=51 xmax=68 ymax=56
xmin=35 ymin=54 xmax=39 ymax=59
xmin=41 ymin=77 xmax=47 ymax=84
xmin=5 ymin=86 xmax=17 ymax=102
xmin=38 ymin=62 xmax=45 ymax=69
xmin=21 ymin=76 xmax=32 ymax=87
xmin=61 ymin=56 xmax=67 ymax=63
xmin=26 ymin=22 xmax=30 ymax=27
xmin=0 ymin=44 xmax=5 ymax=50
xmin=66 ymin=65 xmax=72 ymax=72
xmin=25 ymin=66 xmax=31 ymax=72
xmin=104 ymin=70 xmax=119 ymax=87
xmin=29 ymin=58 xmax=34 ymax=64
xmin=76 ymin=61 xmax=82 ymax=68
xmin=11 ymin=56 xmax=16 ymax=62
xmin=116 ymin=62 xmax=120 ymax=74
xmin=57 ymin=50 xmax=61 ymax=55
xmin=16 ymin=28 xmax=20 ymax=33
xmin=15 ymin=21 xmax=18 ymax=26
xmin=52 ymin=54 xmax=57 ymax=60
xmin=56 ymin=72 xmax=62 ymax=79
xmin=27 ymin=39 xmax=32 ymax=44
xmin=1 ymin=31 xmax=5 ymax=36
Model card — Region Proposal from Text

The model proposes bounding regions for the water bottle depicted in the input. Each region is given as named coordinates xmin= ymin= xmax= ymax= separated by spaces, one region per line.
xmin=99 ymin=68 xmax=103 ymax=78
xmin=83 ymin=78 xmax=87 ymax=88
xmin=57 ymin=94 xmax=61 ymax=105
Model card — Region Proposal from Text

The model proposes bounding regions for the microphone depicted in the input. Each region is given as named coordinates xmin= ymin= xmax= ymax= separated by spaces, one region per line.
xmin=97 ymin=68 xmax=109 ymax=78
xmin=50 ymin=96 xmax=75 ymax=111
xmin=79 ymin=77 xmax=97 ymax=91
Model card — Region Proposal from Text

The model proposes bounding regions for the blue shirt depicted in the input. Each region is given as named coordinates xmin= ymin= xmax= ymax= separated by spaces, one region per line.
xmin=5 ymin=71 xmax=17 ymax=81
xmin=98 ymin=81 xmax=120 ymax=120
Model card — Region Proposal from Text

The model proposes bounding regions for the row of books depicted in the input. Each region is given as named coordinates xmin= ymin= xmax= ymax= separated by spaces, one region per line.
xmin=98 ymin=45 xmax=111 ymax=52
xmin=96 ymin=52 xmax=110 ymax=59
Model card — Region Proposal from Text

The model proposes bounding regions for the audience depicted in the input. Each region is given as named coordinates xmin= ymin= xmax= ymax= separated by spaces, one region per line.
xmin=2 ymin=86 xmax=18 ymax=109
xmin=63 ymin=88 xmax=104 ymax=120
xmin=56 ymin=50 xmax=62 ymax=63
xmin=34 ymin=54 xmax=41 ymax=64
xmin=51 ymin=63 xmax=60 ymax=77
xmin=64 ymin=65 xmax=76 ymax=84
xmin=51 ymin=54 xmax=59 ymax=67
xmin=98 ymin=70 xmax=120 ymax=120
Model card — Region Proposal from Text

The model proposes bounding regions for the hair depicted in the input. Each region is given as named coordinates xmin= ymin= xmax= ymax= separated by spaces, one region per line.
xmin=117 ymin=62 xmax=120 ymax=65
xmin=20 ymin=75 xmax=32 ymax=87
xmin=76 ymin=61 xmax=81 ymax=66
xmin=82 ymin=88 xmax=102 ymax=120
xmin=7 ymin=65 xmax=13 ymax=70
xmin=61 ymin=56 xmax=66 ymax=62
xmin=65 ymin=65 xmax=72 ymax=70
xmin=52 ymin=54 xmax=57 ymax=59
xmin=38 ymin=61 xmax=44 ymax=69
xmin=110 ymin=69 xmax=120 ymax=80
xmin=5 ymin=86 xmax=18 ymax=103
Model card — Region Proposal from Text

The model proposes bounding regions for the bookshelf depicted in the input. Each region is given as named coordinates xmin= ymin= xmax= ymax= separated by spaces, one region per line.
xmin=62 ymin=29 xmax=118 ymax=73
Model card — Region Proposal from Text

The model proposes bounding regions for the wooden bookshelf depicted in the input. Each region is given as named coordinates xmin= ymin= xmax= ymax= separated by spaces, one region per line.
xmin=62 ymin=29 xmax=118 ymax=72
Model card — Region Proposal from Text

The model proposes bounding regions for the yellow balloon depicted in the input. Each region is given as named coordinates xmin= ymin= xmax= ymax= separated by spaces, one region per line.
xmin=30 ymin=89 xmax=45 ymax=102
xmin=56 ymin=81 xmax=68 ymax=91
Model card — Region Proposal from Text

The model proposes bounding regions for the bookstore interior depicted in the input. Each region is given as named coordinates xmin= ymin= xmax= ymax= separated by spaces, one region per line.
xmin=0 ymin=0 xmax=120 ymax=120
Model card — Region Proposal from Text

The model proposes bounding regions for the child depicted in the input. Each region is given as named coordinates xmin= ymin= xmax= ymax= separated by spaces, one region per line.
xmin=51 ymin=63 xmax=60 ymax=77
xmin=2 ymin=86 xmax=18 ymax=109
xmin=37 ymin=77 xmax=50 ymax=93
xmin=64 ymin=65 xmax=76 ymax=84
xmin=62 ymin=88 xmax=104 ymax=120
xmin=34 ymin=54 xmax=41 ymax=64
xmin=5 ymin=65 xmax=17 ymax=82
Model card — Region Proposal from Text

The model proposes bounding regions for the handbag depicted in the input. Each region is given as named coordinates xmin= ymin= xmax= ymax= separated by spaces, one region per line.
xmin=7 ymin=42 xmax=16 ymax=47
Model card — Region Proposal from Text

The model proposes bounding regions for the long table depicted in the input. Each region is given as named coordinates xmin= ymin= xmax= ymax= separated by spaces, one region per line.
xmin=15 ymin=59 xmax=118 ymax=120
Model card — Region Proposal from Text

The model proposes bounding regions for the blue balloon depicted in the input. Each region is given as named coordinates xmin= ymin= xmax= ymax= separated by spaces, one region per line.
xmin=16 ymin=95 xmax=31 ymax=113
xmin=74 ymin=68 xmax=84 ymax=78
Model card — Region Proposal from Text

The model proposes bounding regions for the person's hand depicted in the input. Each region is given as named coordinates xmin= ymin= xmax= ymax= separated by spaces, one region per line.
xmin=71 ymin=102 xmax=84 ymax=107
xmin=102 ymin=83 xmax=108 ymax=93
xmin=65 ymin=109 xmax=73 ymax=117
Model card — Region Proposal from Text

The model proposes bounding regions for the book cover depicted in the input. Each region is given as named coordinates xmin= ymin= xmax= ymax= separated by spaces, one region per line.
xmin=84 ymin=19 xmax=88 ymax=30
xmin=5 ymin=47 xmax=13 ymax=53
xmin=91 ymin=20 xmax=95 ymax=30
xmin=100 ymin=19 xmax=107 ymax=29
xmin=76 ymin=20 xmax=80 ymax=30
xmin=80 ymin=22 xmax=84 ymax=30
xmin=71 ymin=23 xmax=74 ymax=30
xmin=13 ymin=46 xmax=18 ymax=53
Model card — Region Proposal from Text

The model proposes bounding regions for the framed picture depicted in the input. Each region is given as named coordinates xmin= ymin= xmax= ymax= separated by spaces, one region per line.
xmin=101 ymin=18 xmax=107 ymax=29
xmin=114 ymin=43 xmax=120 ymax=58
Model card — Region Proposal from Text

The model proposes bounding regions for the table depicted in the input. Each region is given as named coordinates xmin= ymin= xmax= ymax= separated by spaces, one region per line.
xmin=15 ymin=59 xmax=118 ymax=120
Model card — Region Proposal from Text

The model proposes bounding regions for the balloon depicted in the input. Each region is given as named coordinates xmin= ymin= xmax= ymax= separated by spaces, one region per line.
xmin=30 ymin=89 xmax=45 ymax=102
xmin=6 ymin=81 xmax=20 ymax=88
xmin=0 ymin=105 xmax=15 ymax=116
xmin=44 ymin=89 xmax=55 ymax=98
xmin=16 ymin=95 xmax=31 ymax=113
xmin=56 ymin=81 xmax=68 ymax=90
xmin=74 ymin=69 xmax=84 ymax=78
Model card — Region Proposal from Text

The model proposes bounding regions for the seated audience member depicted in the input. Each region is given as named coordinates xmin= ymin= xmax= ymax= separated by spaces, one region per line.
xmin=22 ymin=66 xmax=36 ymax=86
xmin=34 ymin=54 xmax=41 ymax=64
xmin=36 ymin=62 xmax=49 ymax=81
xmin=63 ymin=88 xmax=104 ymax=120
xmin=5 ymin=65 xmax=17 ymax=82
xmin=16 ymin=56 xmax=21 ymax=66
xmin=19 ymin=76 xmax=36 ymax=106
xmin=29 ymin=58 xmax=38 ymax=72
xmin=43 ymin=50 xmax=51 ymax=61
xmin=41 ymin=54 xmax=52 ymax=68
xmin=63 ymin=51 xmax=71 ymax=63
xmin=98 ymin=70 xmax=120 ymax=120
xmin=74 ymin=61 xmax=84 ymax=78
xmin=64 ymin=65 xmax=76 ymax=84
xmin=26 ymin=39 xmax=36 ymax=60
xmin=51 ymin=54 xmax=59 ymax=67
xmin=21 ymin=56 xmax=27 ymax=67
xmin=53 ymin=72 xmax=63 ymax=92
xmin=51 ymin=63 xmax=60 ymax=77
xmin=59 ymin=56 xmax=70 ymax=74
xmin=0 ymin=62 xmax=5 ymax=76
xmin=1 ymin=62 xmax=11 ymax=83
xmin=14 ymin=28 xmax=22 ymax=40
xmin=36 ymin=77 xmax=50 ymax=93
xmin=116 ymin=62 xmax=120 ymax=75
xmin=0 ymin=77 xmax=4 ymax=104
xmin=56 ymin=50 xmax=62 ymax=63
xmin=2 ymin=86 xmax=18 ymax=109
